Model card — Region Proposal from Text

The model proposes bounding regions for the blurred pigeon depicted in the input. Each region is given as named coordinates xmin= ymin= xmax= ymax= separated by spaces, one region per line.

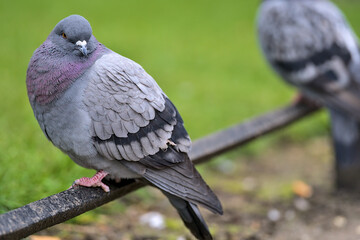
xmin=257 ymin=0 xmax=360 ymax=189
xmin=26 ymin=15 xmax=222 ymax=239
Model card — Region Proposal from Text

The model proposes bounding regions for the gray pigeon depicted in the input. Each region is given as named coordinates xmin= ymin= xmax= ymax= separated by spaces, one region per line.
xmin=26 ymin=15 xmax=222 ymax=239
xmin=257 ymin=0 xmax=360 ymax=189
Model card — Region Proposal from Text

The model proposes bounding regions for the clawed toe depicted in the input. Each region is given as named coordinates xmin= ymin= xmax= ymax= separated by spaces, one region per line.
xmin=69 ymin=170 xmax=110 ymax=192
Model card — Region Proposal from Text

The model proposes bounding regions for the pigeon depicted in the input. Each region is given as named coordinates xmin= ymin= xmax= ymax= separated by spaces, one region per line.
xmin=26 ymin=15 xmax=222 ymax=239
xmin=257 ymin=0 xmax=360 ymax=189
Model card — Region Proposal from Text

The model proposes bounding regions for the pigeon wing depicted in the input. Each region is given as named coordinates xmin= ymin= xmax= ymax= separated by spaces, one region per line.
xmin=83 ymin=52 xmax=222 ymax=214
xmin=84 ymin=52 xmax=191 ymax=162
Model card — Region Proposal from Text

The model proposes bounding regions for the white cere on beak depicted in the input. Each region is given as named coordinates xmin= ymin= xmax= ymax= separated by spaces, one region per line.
xmin=76 ymin=40 xmax=87 ymax=47
xmin=76 ymin=40 xmax=88 ymax=56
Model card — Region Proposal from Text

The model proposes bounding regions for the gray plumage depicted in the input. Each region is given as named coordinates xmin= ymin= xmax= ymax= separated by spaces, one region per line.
xmin=26 ymin=15 xmax=222 ymax=239
xmin=84 ymin=53 xmax=173 ymax=160
xmin=257 ymin=0 xmax=360 ymax=188
xmin=257 ymin=0 xmax=360 ymax=114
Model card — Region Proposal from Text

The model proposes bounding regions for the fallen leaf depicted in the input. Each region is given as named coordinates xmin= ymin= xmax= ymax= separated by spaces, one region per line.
xmin=292 ymin=180 xmax=313 ymax=198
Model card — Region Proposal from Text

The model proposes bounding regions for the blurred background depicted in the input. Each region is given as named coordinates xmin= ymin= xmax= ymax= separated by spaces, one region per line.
xmin=1 ymin=0 xmax=360 ymax=239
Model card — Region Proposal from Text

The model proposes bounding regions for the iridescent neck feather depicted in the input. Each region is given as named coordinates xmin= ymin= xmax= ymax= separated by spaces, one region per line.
xmin=26 ymin=39 xmax=106 ymax=105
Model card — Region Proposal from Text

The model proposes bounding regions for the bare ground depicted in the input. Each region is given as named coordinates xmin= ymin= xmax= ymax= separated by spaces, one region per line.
xmin=30 ymin=137 xmax=360 ymax=240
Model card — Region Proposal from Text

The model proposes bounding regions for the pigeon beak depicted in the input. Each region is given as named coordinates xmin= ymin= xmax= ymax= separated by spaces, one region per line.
xmin=76 ymin=40 xmax=88 ymax=56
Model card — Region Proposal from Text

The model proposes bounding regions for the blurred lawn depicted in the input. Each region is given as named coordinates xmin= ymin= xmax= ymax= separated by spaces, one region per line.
xmin=0 ymin=0 xmax=360 ymax=212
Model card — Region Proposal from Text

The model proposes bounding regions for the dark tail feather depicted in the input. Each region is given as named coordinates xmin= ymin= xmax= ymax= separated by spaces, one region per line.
xmin=164 ymin=192 xmax=213 ymax=240
xmin=330 ymin=109 xmax=360 ymax=190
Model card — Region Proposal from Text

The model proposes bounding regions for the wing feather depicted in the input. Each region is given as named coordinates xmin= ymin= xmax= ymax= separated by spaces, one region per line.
xmin=85 ymin=52 xmax=191 ymax=162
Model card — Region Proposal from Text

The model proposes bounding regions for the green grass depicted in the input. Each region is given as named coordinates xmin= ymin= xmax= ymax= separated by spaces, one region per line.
xmin=0 ymin=0 xmax=359 ymax=212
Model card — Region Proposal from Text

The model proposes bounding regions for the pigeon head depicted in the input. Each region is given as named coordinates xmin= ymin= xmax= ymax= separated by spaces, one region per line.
xmin=49 ymin=15 xmax=96 ymax=57
xmin=27 ymin=15 xmax=107 ymax=105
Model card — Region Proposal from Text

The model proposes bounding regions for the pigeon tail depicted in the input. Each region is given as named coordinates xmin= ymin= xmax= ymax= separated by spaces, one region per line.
xmin=164 ymin=192 xmax=213 ymax=240
xmin=330 ymin=109 xmax=360 ymax=190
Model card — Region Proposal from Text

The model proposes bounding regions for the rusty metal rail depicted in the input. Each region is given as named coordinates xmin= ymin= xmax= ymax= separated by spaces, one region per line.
xmin=0 ymin=103 xmax=320 ymax=240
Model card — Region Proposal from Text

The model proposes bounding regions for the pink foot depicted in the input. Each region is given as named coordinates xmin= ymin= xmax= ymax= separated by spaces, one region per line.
xmin=70 ymin=170 xmax=110 ymax=192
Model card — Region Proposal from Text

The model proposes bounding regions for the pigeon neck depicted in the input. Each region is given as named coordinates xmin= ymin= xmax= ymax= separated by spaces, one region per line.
xmin=26 ymin=40 xmax=106 ymax=105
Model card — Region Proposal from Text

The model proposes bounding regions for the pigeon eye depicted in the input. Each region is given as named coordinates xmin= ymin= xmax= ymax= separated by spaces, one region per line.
xmin=61 ymin=33 xmax=67 ymax=39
